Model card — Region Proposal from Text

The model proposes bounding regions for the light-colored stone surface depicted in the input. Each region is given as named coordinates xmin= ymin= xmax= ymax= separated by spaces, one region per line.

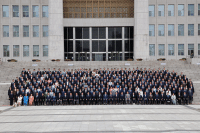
xmin=134 ymin=0 xmax=149 ymax=60
xmin=0 ymin=105 xmax=200 ymax=132
xmin=48 ymin=0 xmax=64 ymax=61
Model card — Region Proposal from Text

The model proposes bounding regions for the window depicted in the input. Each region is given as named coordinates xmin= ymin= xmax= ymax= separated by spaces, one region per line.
xmin=92 ymin=27 xmax=106 ymax=39
xmin=3 ymin=25 xmax=9 ymax=37
xmin=23 ymin=45 xmax=29 ymax=57
xmin=124 ymin=27 xmax=133 ymax=39
xmin=76 ymin=27 xmax=89 ymax=39
xmin=168 ymin=24 xmax=174 ymax=36
xmin=3 ymin=45 xmax=9 ymax=57
xmin=149 ymin=5 xmax=155 ymax=17
xmin=158 ymin=24 xmax=165 ymax=36
xmin=108 ymin=27 xmax=122 ymax=39
xmin=198 ymin=24 xmax=200 ymax=35
xmin=23 ymin=6 xmax=29 ymax=17
xmin=13 ymin=45 xmax=19 ymax=57
xmin=178 ymin=4 xmax=184 ymax=16
xmin=178 ymin=44 xmax=184 ymax=56
xmin=158 ymin=44 xmax=165 ymax=56
xmin=168 ymin=44 xmax=174 ymax=56
xmin=42 ymin=6 xmax=48 ymax=17
xmin=149 ymin=25 xmax=155 ymax=36
xmin=149 ymin=44 xmax=155 ymax=56
xmin=2 ymin=5 xmax=9 ymax=17
xmin=188 ymin=24 xmax=194 ymax=36
xmin=198 ymin=44 xmax=200 ymax=55
xmin=33 ymin=25 xmax=39 ymax=37
xmin=76 ymin=41 xmax=89 ymax=52
xmin=43 ymin=45 xmax=48 ymax=57
xmin=198 ymin=4 xmax=200 ymax=16
xmin=43 ymin=25 xmax=48 ymax=37
xmin=188 ymin=44 xmax=194 ymax=56
xmin=108 ymin=40 xmax=122 ymax=52
xmin=168 ymin=5 xmax=174 ymax=16
xmin=178 ymin=24 xmax=184 ymax=36
xmin=13 ymin=5 xmax=19 ymax=17
xmin=158 ymin=5 xmax=165 ymax=16
xmin=33 ymin=45 xmax=39 ymax=57
xmin=13 ymin=25 xmax=19 ymax=37
xmin=32 ymin=6 xmax=39 ymax=17
xmin=64 ymin=27 xmax=73 ymax=61
xmin=188 ymin=4 xmax=194 ymax=16
xmin=92 ymin=41 xmax=106 ymax=52
xmin=23 ymin=25 xmax=29 ymax=37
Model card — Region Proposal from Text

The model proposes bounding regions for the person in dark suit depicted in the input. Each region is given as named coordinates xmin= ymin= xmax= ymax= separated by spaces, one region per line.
xmin=103 ymin=92 xmax=108 ymax=105
xmin=114 ymin=92 xmax=119 ymax=105
xmin=97 ymin=92 xmax=102 ymax=105
xmin=109 ymin=92 xmax=114 ymax=105
xmin=69 ymin=93 xmax=74 ymax=105
xmin=35 ymin=93 xmax=40 ymax=106
xmin=46 ymin=93 xmax=51 ymax=105
xmin=132 ymin=92 xmax=136 ymax=104
xmin=91 ymin=92 xmax=97 ymax=105
xmin=80 ymin=92 xmax=85 ymax=105
xmin=62 ymin=93 xmax=68 ymax=105
xmin=9 ymin=91 xmax=14 ymax=106
xmin=74 ymin=93 xmax=79 ymax=105
xmin=143 ymin=92 xmax=148 ymax=105
xmin=148 ymin=92 xmax=154 ymax=105
xmin=154 ymin=92 xmax=160 ymax=104
xmin=51 ymin=93 xmax=57 ymax=105
xmin=86 ymin=92 xmax=91 ymax=105
xmin=160 ymin=92 xmax=165 ymax=104
xmin=40 ymin=93 xmax=45 ymax=105
xmin=188 ymin=88 xmax=193 ymax=104
xmin=137 ymin=92 xmax=143 ymax=104
xmin=119 ymin=92 xmax=125 ymax=104
xmin=182 ymin=92 xmax=188 ymax=105
xmin=177 ymin=92 xmax=182 ymax=105
xmin=57 ymin=93 xmax=63 ymax=105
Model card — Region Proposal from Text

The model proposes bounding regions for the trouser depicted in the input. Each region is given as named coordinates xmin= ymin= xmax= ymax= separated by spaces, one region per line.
xmin=57 ymin=100 xmax=62 ymax=105
xmin=69 ymin=99 xmax=74 ymax=105
xmin=132 ymin=98 xmax=136 ymax=104
xmin=183 ymin=98 xmax=188 ymax=105
xmin=80 ymin=99 xmax=84 ymax=105
xmin=97 ymin=99 xmax=102 ymax=104
xmin=63 ymin=100 xmax=68 ymax=105
xmin=103 ymin=99 xmax=108 ymax=104
xmin=160 ymin=99 xmax=165 ymax=104
xmin=177 ymin=98 xmax=181 ymax=105
xmin=120 ymin=98 xmax=124 ymax=104
xmin=143 ymin=99 xmax=148 ymax=104
xmin=51 ymin=100 xmax=56 ymax=105
xmin=137 ymin=98 xmax=142 ymax=104
xmin=40 ymin=100 xmax=44 ymax=105
xmin=10 ymin=99 xmax=13 ymax=106
xmin=91 ymin=99 xmax=96 ymax=105
xmin=46 ymin=100 xmax=51 ymax=105
xmin=74 ymin=100 xmax=79 ymax=105
xmin=154 ymin=99 xmax=160 ymax=104
xmin=114 ymin=98 xmax=119 ymax=104
xmin=189 ymin=96 xmax=193 ymax=104
xmin=148 ymin=98 xmax=154 ymax=104
xmin=35 ymin=100 xmax=39 ymax=106
xmin=166 ymin=99 xmax=171 ymax=104
xmin=125 ymin=99 xmax=130 ymax=104
xmin=109 ymin=98 xmax=113 ymax=104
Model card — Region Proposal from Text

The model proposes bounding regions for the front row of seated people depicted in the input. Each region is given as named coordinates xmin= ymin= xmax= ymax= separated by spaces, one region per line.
xmin=9 ymin=87 xmax=192 ymax=106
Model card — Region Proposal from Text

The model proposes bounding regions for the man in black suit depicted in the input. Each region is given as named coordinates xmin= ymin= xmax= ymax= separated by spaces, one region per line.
xmin=182 ymin=92 xmax=188 ymax=105
xmin=143 ymin=92 xmax=148 ymax=105
xmin=62 ymin=93 xmax=68 ymax=105
xmin=166 ymin=92 xmax=171 ymax=104
xmin=154 ymin=92 xmax=160 ymax=104
xmin=9 ymin=91 xmax=14 ymax=106
xmin=35 ymin=93 xmax=40 ymax=106
xmin=114 ymin=92 xmax=119 ymax=105
xmin=103 ymin=92 xmax=108 ymax=105
xmin=80 ymin=92 xmax=85 ymax=105
xmin=74 ymin=93 xmax=79 ymax=105
xmin=97 ymin=92 xmax=102 ymax=105
xmin=86 ymin=92 xmax=91 ymax=105
xmin=57 ymin=93 xmax=63 ymax=105
xmin=188 ymin=88 xmax=193 ymax=104
xmin=109 ymin=92 xmax=114 ymax=105
xmin=119 ymin=92 xmax=125 ymax=104
xmin=91 ymin=92 xmax=96 ymax=105
xmin=69 ymin=93 xmax=74 ymax=105
xmin=177 ymin=92 xmax=182 ymax=105
xmin=160 ymin=91 xmax=165 ymax=104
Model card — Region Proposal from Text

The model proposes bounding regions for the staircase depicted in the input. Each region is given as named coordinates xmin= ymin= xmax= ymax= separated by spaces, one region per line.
xmin=0 ymin=60 xmax=199 ymax=105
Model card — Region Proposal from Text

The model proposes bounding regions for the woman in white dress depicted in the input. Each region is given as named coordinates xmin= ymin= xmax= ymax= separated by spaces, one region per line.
xmin=17 ymin=94 xmax=23 ymax=106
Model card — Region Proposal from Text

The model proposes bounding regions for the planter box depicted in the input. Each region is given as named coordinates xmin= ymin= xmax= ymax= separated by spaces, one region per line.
xmin=8 ymin=59 xmax=17 ymax=62
xmin=136 ymin=59 xmax=143 ymax=61
xmin=127 ymin=58 xmax=133 ymax=61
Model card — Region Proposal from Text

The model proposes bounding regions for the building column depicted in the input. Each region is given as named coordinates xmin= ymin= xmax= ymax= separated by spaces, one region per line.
xmin=134 ymin=0 xmax=149 ymax=60
xmin=48 ymin=0 xmax=64 ymax=61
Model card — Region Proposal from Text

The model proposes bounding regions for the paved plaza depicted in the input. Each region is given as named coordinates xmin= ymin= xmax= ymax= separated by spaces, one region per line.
xmin=0 ymin=105 xmax=200 ymax=132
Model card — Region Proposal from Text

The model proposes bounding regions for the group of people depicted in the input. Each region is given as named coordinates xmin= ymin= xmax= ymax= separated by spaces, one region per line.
xmin=8 ymin=67 xmax=194 ymax=106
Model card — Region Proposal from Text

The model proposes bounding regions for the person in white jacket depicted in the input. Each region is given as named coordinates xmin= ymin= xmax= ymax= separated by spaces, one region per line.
xmin=171 ymin=93 xmax=176 ymax=105
xmin=17 ymin=94 xmax=23 ymax=106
